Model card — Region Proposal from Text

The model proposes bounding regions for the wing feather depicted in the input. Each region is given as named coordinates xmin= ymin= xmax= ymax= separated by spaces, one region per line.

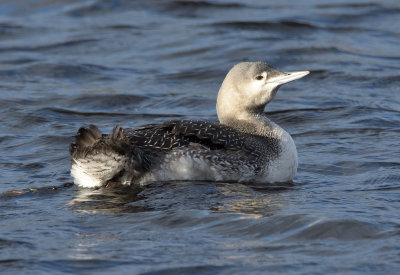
xmin=124 ymin=120 xmax=249 ymax=151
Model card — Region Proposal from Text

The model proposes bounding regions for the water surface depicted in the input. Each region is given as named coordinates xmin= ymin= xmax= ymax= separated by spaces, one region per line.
xmin=1 ymin=0 xmax=399 ymax=274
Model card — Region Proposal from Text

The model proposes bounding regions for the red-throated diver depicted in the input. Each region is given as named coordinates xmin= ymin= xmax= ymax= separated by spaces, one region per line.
xmin=70 ymin=62 xmax=309 ymax=188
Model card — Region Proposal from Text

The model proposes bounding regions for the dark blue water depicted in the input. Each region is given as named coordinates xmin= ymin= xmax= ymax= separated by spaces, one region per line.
xmin=1 ymin=0 xmax=400 ymax=274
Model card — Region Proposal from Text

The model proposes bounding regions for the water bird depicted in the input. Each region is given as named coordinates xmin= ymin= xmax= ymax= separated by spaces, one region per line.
xmin=70 ymin=62 xmax=309 ymax=188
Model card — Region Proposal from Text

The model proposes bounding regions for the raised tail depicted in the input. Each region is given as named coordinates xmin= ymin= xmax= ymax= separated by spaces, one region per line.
xmin=70 ymin=125 xmax=153 ymax=188
xmin=70 ymin=125 xmax=102 ymax=159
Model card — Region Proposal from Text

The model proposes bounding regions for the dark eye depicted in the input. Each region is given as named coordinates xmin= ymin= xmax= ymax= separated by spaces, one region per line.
xmin=256 ymin=75 xmax=263 ymax=80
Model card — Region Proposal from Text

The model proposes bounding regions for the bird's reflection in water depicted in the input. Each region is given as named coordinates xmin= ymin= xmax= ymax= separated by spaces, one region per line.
xmin=68 ymin=185 xmax=147 ymax=214
xmin=213 ymin=182 xmax=294 ymax=217
xmin=69 ymin=181 xmax=294 ymax=217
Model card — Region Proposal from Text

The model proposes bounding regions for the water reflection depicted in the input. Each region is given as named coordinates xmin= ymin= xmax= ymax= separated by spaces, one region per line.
xmin=69 ymin=182 xmax=293 ymax=217
xmin=68 ymin=185 xmax=145 ymax=214
xmin=213 ymin=183 xmax=293 ymax=217
xmin=2 ymin=0 xmax=399 ymax=272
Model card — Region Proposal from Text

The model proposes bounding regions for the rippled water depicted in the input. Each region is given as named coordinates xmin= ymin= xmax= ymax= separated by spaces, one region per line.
xmin=1 ymin=0 xmax=400 ymax=274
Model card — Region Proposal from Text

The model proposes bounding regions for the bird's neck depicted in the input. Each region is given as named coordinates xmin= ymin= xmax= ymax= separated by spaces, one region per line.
xmin=219 ymin=111 xmax=285 ymax=138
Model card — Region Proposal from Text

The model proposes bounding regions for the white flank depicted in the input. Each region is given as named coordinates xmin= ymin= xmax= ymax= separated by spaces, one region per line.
xmin=71 ymin=152 xmax=128 ymax=188
xmin=71 ymin=160 xmax=102 ymax=188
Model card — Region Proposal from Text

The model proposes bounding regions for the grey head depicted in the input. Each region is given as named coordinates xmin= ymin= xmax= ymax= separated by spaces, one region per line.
xmin=216 ymin=61 xmax=309 ymax=126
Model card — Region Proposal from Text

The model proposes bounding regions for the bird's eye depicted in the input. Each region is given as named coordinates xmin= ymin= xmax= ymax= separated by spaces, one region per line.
xmin=255 ymin=75 xmax=264 ymax=80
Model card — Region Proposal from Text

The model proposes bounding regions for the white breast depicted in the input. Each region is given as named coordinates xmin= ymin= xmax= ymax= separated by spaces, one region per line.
xmin=264 ymin=129 xmax=298 ymax=183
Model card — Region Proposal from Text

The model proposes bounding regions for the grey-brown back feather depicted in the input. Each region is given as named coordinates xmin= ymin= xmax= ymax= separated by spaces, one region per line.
xmin=124 ymin=120 xmax=246 ymax=151
xmin=124 ymin=120 xmax=280 ymax=161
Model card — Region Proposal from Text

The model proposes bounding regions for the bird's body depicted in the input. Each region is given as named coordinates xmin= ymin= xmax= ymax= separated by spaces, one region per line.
xmin=70 ymin=62 xmax=309 ymax=188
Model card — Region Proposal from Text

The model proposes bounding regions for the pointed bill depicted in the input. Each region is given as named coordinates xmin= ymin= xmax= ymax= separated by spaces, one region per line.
xmin=268 ymin=71 xmax=310 ymax=86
